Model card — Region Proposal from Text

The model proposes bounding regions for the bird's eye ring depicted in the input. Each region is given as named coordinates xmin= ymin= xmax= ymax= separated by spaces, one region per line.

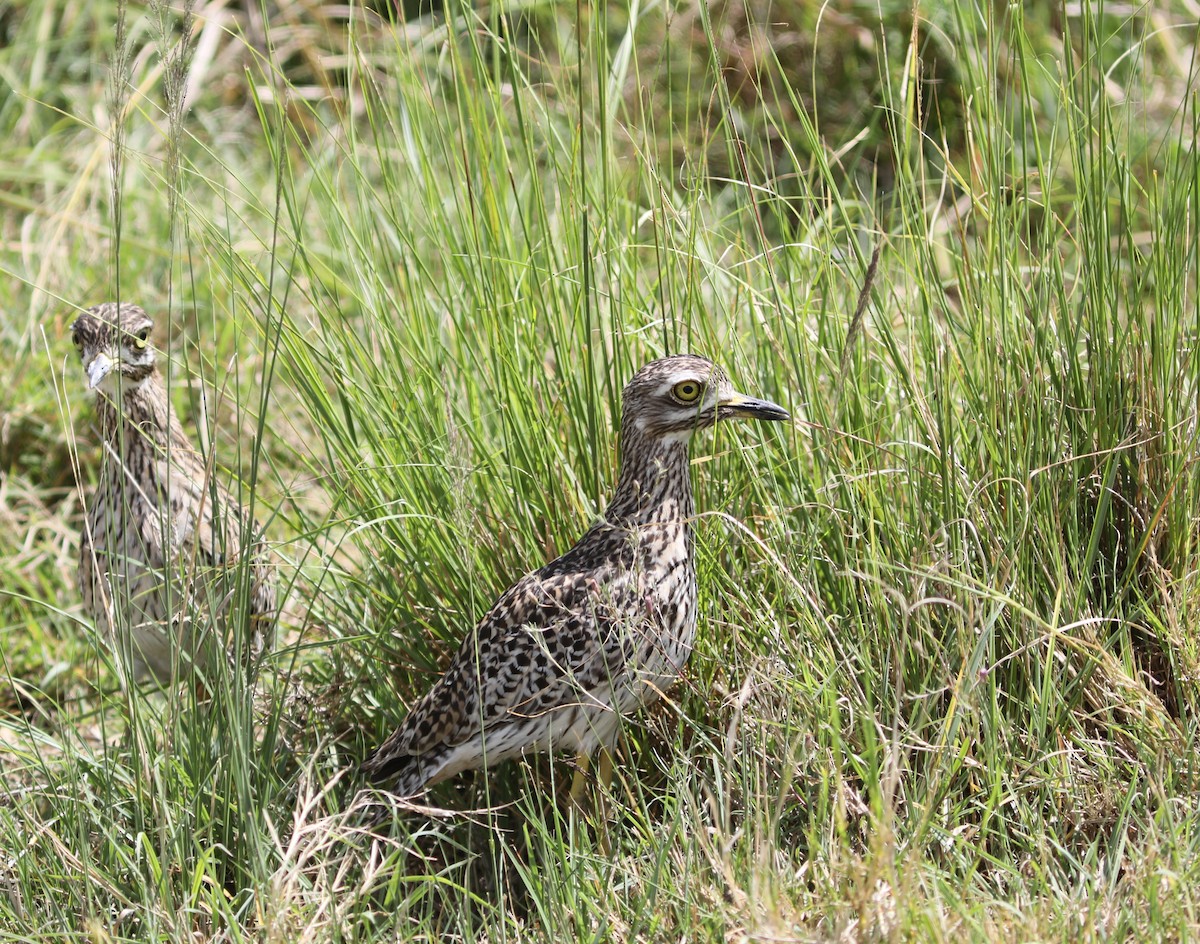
xmin=672 ymin=380 xmax=702 ymax=403
xmin=133 ymin=329 xmax=150 ymax=350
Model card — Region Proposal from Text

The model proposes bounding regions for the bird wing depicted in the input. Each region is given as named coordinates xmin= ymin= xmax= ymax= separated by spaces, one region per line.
xmin=78 ymin=515 xmax=99 ymax=617
xmin=162 ymin=450 xmax=276 ymax=627
xmin=364 ymin=560 xmax=643 ymax=771
xmin=78 ymin=447 xmax=169 ymax=620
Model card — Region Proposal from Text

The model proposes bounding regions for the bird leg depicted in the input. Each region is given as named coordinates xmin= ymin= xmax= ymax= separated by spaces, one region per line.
xmin=568 ymin=752 xmax=591 ymax=811
xmin=596 ymin=747 xmax=615 ymax=795
xmin=595 ymin=746 xmax=616 ymax=834
xmin=594 ymin=747 xmax=617 ymax=854
xmin=566 ymin=749 xmax=615 ymax=854
xmin=568 ymin=747 xmax=615 ymax=806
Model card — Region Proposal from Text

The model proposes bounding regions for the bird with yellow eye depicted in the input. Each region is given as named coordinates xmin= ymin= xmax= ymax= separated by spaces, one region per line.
xmin=363 ymin=354 xmax=790 ymax=807
xmin=70 ymin=302 xmax=276 ymax=690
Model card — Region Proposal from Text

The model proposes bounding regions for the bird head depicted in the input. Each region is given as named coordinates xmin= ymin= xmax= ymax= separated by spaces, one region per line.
xmin=70 ymin=302 xmax=157 ymax=394
xmin=621 ymin=354 xmax=790 ymax=443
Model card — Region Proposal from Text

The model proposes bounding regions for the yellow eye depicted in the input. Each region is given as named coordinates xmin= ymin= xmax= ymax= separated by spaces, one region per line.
xmin=672 ymin=380 xmax=702 ymax=403
xmin=133 ymin=330 xmax=149 ymax=350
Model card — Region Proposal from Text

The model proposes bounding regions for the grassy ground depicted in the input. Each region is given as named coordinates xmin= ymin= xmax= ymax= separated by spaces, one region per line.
xmin=1 ymin=0 xmax=1198 ymax=940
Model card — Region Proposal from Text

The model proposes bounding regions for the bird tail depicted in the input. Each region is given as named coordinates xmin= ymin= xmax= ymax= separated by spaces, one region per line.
xmin=361 ymin=742 xmax=453 ymax=799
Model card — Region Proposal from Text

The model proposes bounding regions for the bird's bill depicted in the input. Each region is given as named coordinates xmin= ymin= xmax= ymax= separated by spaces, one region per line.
xmin=720 ymin=391 xmax=791 ymax=422
xmin=86 ymin=352 xmax=114 ymax=389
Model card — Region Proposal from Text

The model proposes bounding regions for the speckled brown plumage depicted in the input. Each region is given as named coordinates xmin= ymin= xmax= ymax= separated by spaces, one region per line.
xmin=362 ymin=355 xmax=789 ymax=797
xmin=72 ymin=302 xmax=276 ymax=687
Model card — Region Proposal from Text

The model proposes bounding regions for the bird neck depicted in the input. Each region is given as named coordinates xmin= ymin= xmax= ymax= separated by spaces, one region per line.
xmin=95 ymin=374 xmax=186 ymax=452
xmin=604 ymin=420 xmax=694 ymax=528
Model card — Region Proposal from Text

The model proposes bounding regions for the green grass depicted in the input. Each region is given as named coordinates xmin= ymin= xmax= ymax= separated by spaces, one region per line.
xmin=1 ymin=0 xmax=1198 ymax=939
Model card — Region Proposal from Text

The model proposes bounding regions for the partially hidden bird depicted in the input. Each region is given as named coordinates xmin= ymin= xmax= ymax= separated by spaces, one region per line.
xmin=362 ymin=354 xmax=789 ymax=799
xmin=71 ymin=302 xmax=276 ymax=688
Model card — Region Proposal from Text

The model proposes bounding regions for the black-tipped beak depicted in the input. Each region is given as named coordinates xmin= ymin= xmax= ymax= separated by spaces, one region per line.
xmin=86 ymin=352 xmax=114 ymax=389
xmin=719 ymin=391 xmax=791 ymax=423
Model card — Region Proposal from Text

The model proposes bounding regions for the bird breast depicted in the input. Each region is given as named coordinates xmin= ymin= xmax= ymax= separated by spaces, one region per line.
xmin=627 ymin=516 xmax=699 ymax=691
